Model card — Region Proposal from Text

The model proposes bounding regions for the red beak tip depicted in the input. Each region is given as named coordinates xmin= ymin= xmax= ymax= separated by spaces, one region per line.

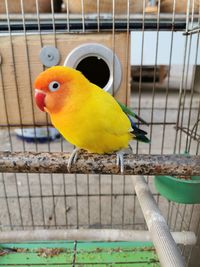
xmin=35 ymin=91 xmax=46 ymax=112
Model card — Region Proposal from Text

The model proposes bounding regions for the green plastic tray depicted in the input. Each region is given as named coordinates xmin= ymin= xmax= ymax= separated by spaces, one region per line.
xmin=0 ymin=241 xmax=160 ymax=266
xmin=155 ymin=175 xmax=200 ymax=204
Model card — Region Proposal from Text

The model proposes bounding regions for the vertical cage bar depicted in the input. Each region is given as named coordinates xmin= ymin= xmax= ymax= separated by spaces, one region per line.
xmin=110 ymin=175 xmax=113 ymax=228
xmin=98 ymin=174 xmax=101 ymax=227
xmin=87 ymin=175 xmax=90 ymax=226
xmin=161 ymin=0 xmax=176 ymax=155
xmin=81 ymin=0 xmax=85 ymax=33
xmin=148 ymin=0 xmax=161 ymax=154
xmin=174 ymin=0 xmax=191 ymax=154
xmin=135 ymin=0 xmax=146 ymax=155
xmin=0 ymin=173 xmax=13 ymax=230
xmin=97 ymin=0 xmax=100 ymax=32
xmin=20 ymin=0 xmax=39 ymax=229
xmin=75 ymin=175 xmax=79 ymax=228
xmin=65 ymin=0 xmax=70 ymax=32
xmin=4 ymin=0 xmax=28 ymax=229
xmin=178 ymin=2 xmax=195 ymax=154
xmin=35 ymin=0 xmax=49 ymax=228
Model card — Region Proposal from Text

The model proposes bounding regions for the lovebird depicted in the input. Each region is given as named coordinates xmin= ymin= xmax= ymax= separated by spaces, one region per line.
xmin=34 ymin=66 xmax=149 ymax=173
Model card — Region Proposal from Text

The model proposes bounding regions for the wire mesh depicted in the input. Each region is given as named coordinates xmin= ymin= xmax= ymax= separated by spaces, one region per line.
xmin=0 ymin=0 xmax=200 ymax=266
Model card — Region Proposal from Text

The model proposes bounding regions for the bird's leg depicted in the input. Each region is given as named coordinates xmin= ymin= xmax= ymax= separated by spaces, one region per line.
xmin=116 ymin=146 xmax=133 ymax=174
xmin=116 ymin=151 xmax=125 ymax=174
xmin=67 ymin=147 xmax=80 ymax=172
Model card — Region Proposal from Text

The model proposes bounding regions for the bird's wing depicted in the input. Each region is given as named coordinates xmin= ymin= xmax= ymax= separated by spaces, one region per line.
xmin=84 ymin=84 xmax=150 ymax=143
xmin=117 ymin=101 xmax=150 ymax=143
xmin=86 ymin=87 xmax=132 ymax=136
xmin=117 ymin=100 xmax=149 ymax=125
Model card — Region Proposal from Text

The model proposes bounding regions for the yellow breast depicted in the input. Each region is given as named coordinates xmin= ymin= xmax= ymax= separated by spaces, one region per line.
xmin=50 ymin=84 xmax=132 ymax=154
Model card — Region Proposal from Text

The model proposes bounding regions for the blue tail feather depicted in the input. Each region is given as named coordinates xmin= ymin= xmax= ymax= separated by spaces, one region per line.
xmin=127 ymin=115 xmax=150 ymax=143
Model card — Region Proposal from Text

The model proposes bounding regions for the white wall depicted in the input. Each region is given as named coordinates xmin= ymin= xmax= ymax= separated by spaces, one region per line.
xmin=131 ymin=31 xmax=200 ymax=65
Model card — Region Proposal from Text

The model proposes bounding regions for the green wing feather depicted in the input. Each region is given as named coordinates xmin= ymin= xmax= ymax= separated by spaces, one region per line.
xmin=117 ymin=101 xmax=150 ymax=143
xmin=117 ymin=101 xmax=149 ymax=125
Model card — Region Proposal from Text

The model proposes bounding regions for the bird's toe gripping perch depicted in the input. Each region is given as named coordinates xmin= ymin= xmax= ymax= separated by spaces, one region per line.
xmin=67 ymin=147 xmax=80 ymax=172
xmin=116 ymin=151 xmax=125 ymax=174
xmin=116 ymin=147 xmax=132 ymax=174
xmin=68 ymin=148 xmax=126 ymax=174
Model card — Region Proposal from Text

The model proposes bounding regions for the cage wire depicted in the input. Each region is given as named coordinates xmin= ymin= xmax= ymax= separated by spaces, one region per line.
xmin=0 ymin=0 xmax=200 ymax=266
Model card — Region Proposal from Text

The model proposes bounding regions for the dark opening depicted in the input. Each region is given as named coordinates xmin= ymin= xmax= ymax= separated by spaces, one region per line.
xmin=76 ymin=56 xmax=110 ymax=88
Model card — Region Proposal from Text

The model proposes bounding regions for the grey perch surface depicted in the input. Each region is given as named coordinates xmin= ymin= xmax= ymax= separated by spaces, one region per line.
xmin=0 ymin=151 xmax=199 ymax=176
xmin=0 ymin=229 xmax=196 ymax=245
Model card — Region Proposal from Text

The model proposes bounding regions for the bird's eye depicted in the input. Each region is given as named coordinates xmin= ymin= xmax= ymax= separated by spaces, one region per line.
xmin=48 ymin=81 xmax=60 ymax=92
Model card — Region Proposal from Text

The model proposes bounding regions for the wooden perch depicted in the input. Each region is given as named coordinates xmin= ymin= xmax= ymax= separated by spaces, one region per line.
xmin=0 ymin=151 xmax=199 ymax=176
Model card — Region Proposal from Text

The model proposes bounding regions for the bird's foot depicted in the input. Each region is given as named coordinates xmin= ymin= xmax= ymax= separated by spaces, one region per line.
xmin=67 ymin=147 xmax=80 ymax=172
xmin=116 ymin=147 xmax=132 ymax=174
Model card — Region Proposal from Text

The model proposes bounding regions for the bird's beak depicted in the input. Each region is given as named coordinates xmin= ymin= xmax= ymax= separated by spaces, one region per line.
xmin=35 ymin=89 xmax=46 ymax=112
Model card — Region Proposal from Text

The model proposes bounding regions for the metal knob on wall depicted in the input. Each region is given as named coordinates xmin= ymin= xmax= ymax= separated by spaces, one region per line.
xmin=39 ymin=46 xmax=60 ymax=67
xmin=64 ymin=43 xmax=122 ymax=94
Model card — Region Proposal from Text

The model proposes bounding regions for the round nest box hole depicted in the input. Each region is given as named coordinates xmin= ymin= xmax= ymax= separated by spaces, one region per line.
xmin=64 ymin=43 xmax=122 ymax=94
xmin=76 ymin=56 xmax=110 ymax=88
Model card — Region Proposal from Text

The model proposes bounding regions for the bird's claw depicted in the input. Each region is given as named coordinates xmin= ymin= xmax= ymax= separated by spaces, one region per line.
xmin=116 ymin=151 xmax=125 ymax=174
xmin=67 ymin=148 xmax=80 ymax=172
xmin=116 ymin=147 xmax=132 ymax=174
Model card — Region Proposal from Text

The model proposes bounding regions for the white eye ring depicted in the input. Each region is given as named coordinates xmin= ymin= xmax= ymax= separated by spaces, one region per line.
xmin=48 ymin=81 xmax=60 ymax=92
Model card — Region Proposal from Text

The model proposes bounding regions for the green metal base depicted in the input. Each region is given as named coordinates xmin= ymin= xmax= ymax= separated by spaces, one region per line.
xmin=0 ymin=241 xmax=160 ymax=266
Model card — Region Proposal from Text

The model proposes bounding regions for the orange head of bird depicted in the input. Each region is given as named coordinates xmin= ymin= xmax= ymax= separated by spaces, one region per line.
xmin=34 ymin=66 xmax=88 ymax=114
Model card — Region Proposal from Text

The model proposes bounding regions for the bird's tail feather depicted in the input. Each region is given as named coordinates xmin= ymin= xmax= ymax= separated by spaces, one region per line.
xmin=117 ymin=101 xmax=150 ymax=144
xmin=133 ymin=134 xmax=150 ymax=143
xmin=128 ymin=115 xmax=150 ymax=143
